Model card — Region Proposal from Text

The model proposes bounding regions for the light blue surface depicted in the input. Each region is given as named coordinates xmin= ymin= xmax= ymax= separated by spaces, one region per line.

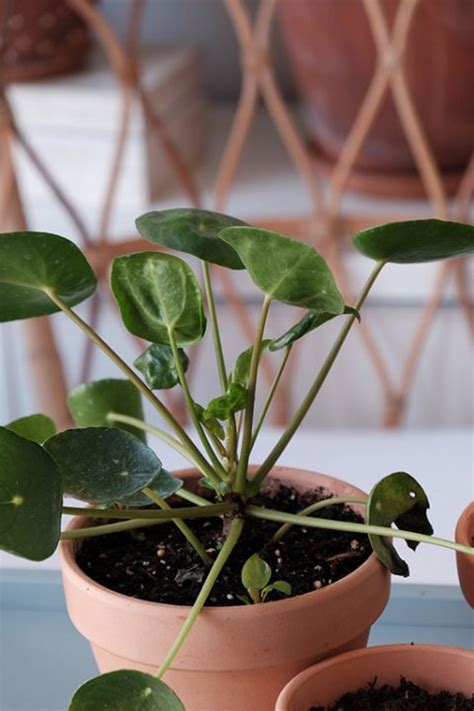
xmin=1 ymin=570 xmax=472 ymax=711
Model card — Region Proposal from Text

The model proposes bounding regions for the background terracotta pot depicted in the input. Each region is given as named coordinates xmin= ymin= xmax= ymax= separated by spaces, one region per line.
xmin=1 ymin=0 xmax=95 ymax=82
xmin=277 ymin=0 xmax=474 ymax=197
xmin=60 ymin=466 xmax=390 ymax=711
xmin=456 ymin=502 xmax=474 ymax=607
xmin=276 ymin=644 xmax=474 ymax=711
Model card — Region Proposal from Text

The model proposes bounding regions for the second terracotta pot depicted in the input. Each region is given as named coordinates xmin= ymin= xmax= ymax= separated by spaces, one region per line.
xmin=60 ymin=466 xmax=390 ymax=711
xmin=276 ymin=644 xmax=474 ymax=711
xmin=456 ymin=502 xmax=474 ymax=607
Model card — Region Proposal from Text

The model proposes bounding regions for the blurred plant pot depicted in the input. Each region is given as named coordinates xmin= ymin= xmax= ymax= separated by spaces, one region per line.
xmin=277 ymin=0 xmax=474 ymax=198
xmin=456 ymin=502 xmax=474 ymax=607
xmin=1 ymin=0 xmax=96 ymax=82
xmin=276 ymin=644 xmax=474 ymax=711
xmin=60 ymin=467 xmax=390 ymax=711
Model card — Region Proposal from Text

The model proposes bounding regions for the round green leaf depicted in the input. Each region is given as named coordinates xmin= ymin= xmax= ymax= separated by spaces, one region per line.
xmin=6 ymin=413 xmax=56 ymax=444
xmin=111 ymin=252 xmax=206 ymax=347
xmin=69 ymin=670 xmax=185 ymax=711
xmin=0 ymin=427 xmax=62 ymax=561
xmin=241 ymin=552 xmax=272 ymax=592
xmin=352 ymin=219 xmax=474 ymax=264
xmin=121 ymin=469 xmax=183 ymax=507
xmin=44 ymin=427 xmax=161 ymax=505
xmin=0 ymin=231 xmax=96 ymax=322
xmin=219 ymin=227 xmax=345 ymax=312
xmin=68 ymin=379 xmax=146 ymax=442
xmin=136 ymin=208 xmax=246 ymax=269
xmin=367 ymin=472 xmax=434 ymax=577
xmin=269 ymin=305 xmax=360 ymax=351
xmin=134 ymin=344 xmax=189 ymax=390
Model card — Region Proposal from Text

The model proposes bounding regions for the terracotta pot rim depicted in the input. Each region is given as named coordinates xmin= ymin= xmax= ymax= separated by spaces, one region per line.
xmin=455 ymin=502 xmax=474 ymax=547
xmin=60 ymin=466 xmax=384 ymax=616
xmin=276 ymin=644 xmax=474 ymax=710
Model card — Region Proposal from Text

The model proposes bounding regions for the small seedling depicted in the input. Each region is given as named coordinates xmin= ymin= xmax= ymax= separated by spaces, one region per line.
xmin=240 ymin=552 xmax=292 ymax=604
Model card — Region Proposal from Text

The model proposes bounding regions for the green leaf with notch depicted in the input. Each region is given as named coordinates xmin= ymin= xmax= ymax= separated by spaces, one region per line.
xmin=367 ymin=471 xmax=434 ymax=577
xmin=242 ymin=552 xmax=272 ymax=594
xmin=68 ymin=379 xmax=146 ymax=442
xmin=0 ymin=427 xmax=62 ymax=561
xmin=219 ymin=227 xmax=345 ymax=312
xmin=6 ymin=413 xmax=56 ymax=444
xmin=0 ymin=231 xmax=96 ymax=322
xmin=69 ymin=670 xmax=185 ymax=711
xmin=204 ymin=383 xmax=248 ymax=422
xmin=44 ymin=427 xmax=161 ymax=505
xmin=352 ymin=219 xmax=474 ymax=264
xmin=270 ymin=306 xmax=360 ymax=351
xmin=134 ymin=344 xmax=189 ymax=390
xmin=121 ymin=469 xmax=183 ymax=507
xmin=232 ymin=340 xmax=271 ymax=386
xmin=111 ymin=252 xmax=206 ymax=347
xmin=136 ymin=208 xmax=246 ymax=269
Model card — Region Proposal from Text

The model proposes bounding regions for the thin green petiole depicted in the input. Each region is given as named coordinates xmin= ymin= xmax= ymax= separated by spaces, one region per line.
xmin=176 ymin=488 xmax=210 ymax=507
xmin=155 ymin=518 xmax=244 ymax=679
xmin=270 ymin=496 xmax=367 ymax=544
xmin=62 ymin=502 xmax=236 ymax=520
xmin=247 ymin=505 xmax=474 ymax=556
xmin=251 ymin=344 xmax=293 ymax=448
xmin=61 ymin=518 xmax=168 ymax=540
xmin=143 ymin=487 xmax=212 ymax=566
xmin=202 ymin=261 xmax=228 ymax=393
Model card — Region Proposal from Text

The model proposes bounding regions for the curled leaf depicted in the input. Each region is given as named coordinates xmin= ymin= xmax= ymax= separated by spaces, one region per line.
xmin=134 ymin=344 xmax=189 ymax=390
xmin=367 ymin=472 xmax=434 ymax=577
xmin=270 ymin=305 xmax=360 ymax=351
xmin=204 ymin=383 xmax=248 ymax=421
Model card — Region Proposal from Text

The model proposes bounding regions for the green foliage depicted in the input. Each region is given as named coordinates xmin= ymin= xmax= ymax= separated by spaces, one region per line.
xmin=353 ymin=219 xmax=474 ymax=264
xmin=0 ymin=231 xmax=96 ymax=322
xmin=204 ymin=383 xmax=248 ymax=421
xmin=270 ymin=306 xmax=360 ymax=351
xmin=44 ymin=427 xmax=161 ymax=505
xmin=194 ymin=403 xmax=225 ymax=440
xmin=136 ymin=208 xmax=246 ymax=269
xmin=121 ymin=469 xmax=183 ymax=507
xmin=232 ymin=340 xmax=271 ymax=386
xmin=68 ymin=379 xmax=146 ymax=442
xmin=219 ymin=227 xmax=345 ymax=313
xmin=134 ymin=344 xmax=189 ymax=390
xmin=0 ymin=427 xmax=62 ymax=561
xmin=367 ymin=472 xmax=434 ymax=577
xmin=241 ymin=553 xmax=292 ymax=603
xmin=69 ymin=670 xmax=185 ymax=711
xmin=6 ymin=413 xmax=56 ymax=444
xmin=111 ymin=252 xmax=206 ymax=347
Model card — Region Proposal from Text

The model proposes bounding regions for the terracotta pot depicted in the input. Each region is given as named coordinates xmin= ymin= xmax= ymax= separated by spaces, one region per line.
xmin=456 ymin=502 xmax=474 ymax=607
xmin=277 ymin=0 xmax=474 ymax=197
xmin=60 ymin=466 xmax=390 ymax=711
xmin=276 ymin=644 xmax=474 ymax=711
xmin=1 ymin=0 xmax=95 ymax=82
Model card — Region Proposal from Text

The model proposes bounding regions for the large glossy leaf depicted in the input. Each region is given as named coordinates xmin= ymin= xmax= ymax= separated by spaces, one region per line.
xmin=134 ymin=344 xmax=189 ymax=390
xmin=111 ymin=252 xmax=206 ymax=347
xmin=367 ymin=472 xmax=434 ymax=577
xmin=232 ymin=340 xmax=271 ymax=386
xmin=69 ymin=670 xmax=185 ymax=711
xmin=68 ymin=379 xmax=146 ymax=442
xmin=269 ymin=306 xmax=360 ymax=351
xmin=0 ymin=427 xmax=62 ymax=561
xmin=136 ymin=208 xmax=246 ymax=269
xmin=219 ymin=227 xmax=344 ymax=312
xmin=121 ymin=469 xmax=183 ymax=507
xmin=44 ymin=427 xmax=161 ymax=505
xmin=0 ymin=231 xmax=96 ymax=322
xmin=204 ymin=383 xmax=248 ymax=421
xmin=6 ymin=413 xmax=56 ymax=444
xmin=352 ymin=219 xmax=474 ymax=263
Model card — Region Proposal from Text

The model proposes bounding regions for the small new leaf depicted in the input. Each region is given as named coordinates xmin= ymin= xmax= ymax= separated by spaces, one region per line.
xmin=232 ymin=340 xmax=271 ymax=386
xmin=69 ymin=670 xmax=185 ymax=711
xmin=134 ymin=344 xmax=189 ymax=390
xmin=270 ymin=305 xmax=360 ymax=351
xmin=367 ymin=472 xmax=434 ymax=577
xmin=241 ymin=553 xmax=272 ymax=598
xmin=204 ymin=383 xmax=248 ymax=421
xmin=6 ymin=413 xmax=56 ymax=444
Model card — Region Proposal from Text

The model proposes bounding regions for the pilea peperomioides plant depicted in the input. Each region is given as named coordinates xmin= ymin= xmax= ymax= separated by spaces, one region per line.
xmin=0 ymin=212 xmax=473 ymax=709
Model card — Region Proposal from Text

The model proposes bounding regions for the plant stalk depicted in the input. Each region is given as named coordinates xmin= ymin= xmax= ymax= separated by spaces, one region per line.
xmin=251 ymin=344 xmax=293 ymax=448
xmin=253 ymin=262 xmax=385 ymax=487
xmin=176 ymin=488 xmax=210 ymax=507
xmin=156 ymin=517 xmax=245 ymax=679
xmin=270 ymin=496 xmax=367 ymax=544
xmin=62 ymin=502 xmax=236 ymax=520
xmin=202 ymin=261 xmax=228 ymax=393
xmin=61 ymin=518 xmax=168 ymax=539
xmin=143 ymin=487 xmax=211 ymax=566
xmin=247 ymin=505 xmax=474 ymax=556
xmin=234 ymin=297 xmax=271 ymax=495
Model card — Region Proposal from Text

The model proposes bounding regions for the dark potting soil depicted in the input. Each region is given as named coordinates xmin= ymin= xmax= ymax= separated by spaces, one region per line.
xmin=311 ymin=677 xmax=474 ymax=710
xmin=76 ymin=481 xmax=371 ymax=606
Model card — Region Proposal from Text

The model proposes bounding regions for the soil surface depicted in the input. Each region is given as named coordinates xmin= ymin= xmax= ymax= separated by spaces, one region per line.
xmin=311 ymin=677 xmax=474 ymax=710
xmin=76 ymin=481 xmax=371 ymax=606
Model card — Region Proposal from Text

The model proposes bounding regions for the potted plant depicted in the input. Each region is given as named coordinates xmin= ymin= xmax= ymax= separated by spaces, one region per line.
xmin=275 ymin=644 xmax=474 ymax=710
xmin=456 ymin=502 xmax=474 ymax=607
xmin=0 ymin=211 xmax=473 ymax=711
